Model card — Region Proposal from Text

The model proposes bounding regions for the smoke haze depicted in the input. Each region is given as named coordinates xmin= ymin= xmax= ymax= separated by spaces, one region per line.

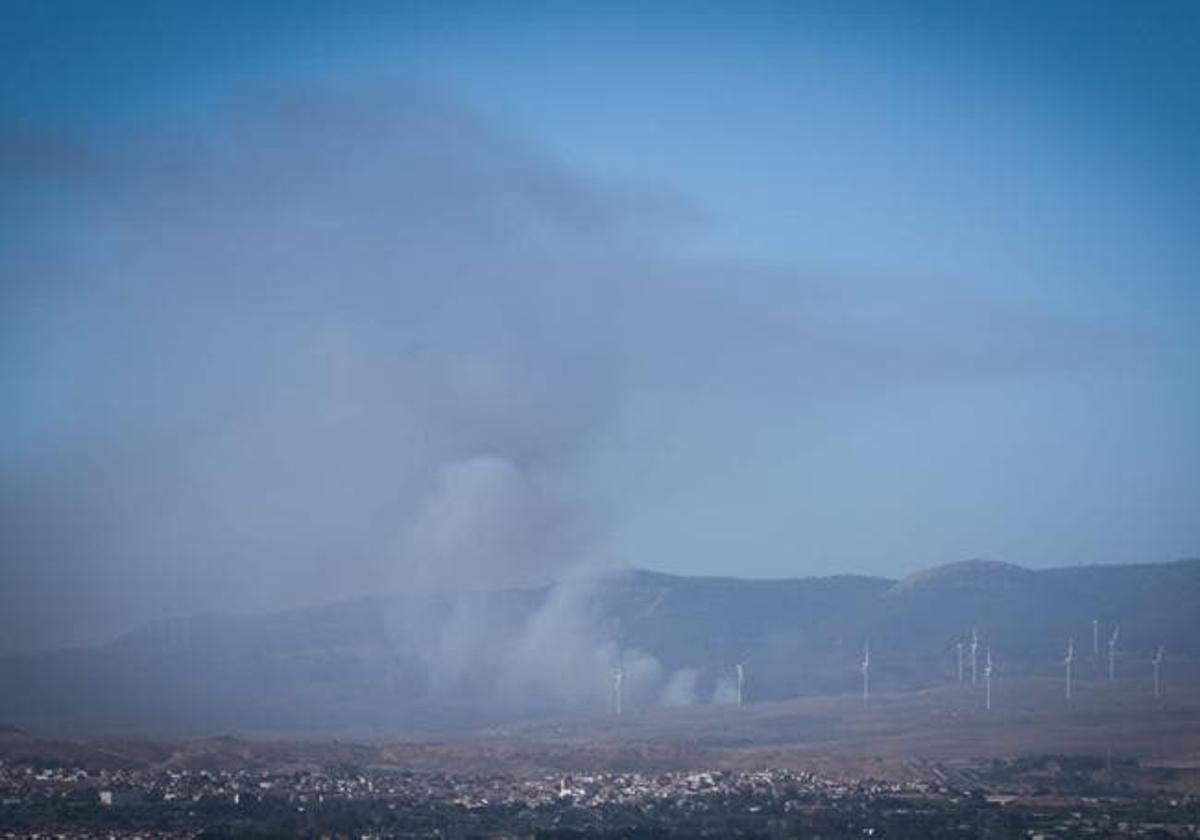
xmin=3 ymin=89 xmax=625 ymax=646
xmin=5 ymin=1 xmax=1200 ymax=690
xmin=0 ymin=81 xmax=1179 ymax=656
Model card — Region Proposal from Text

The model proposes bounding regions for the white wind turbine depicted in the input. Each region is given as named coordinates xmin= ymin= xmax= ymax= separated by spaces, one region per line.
xmin=735 ymin=662 xmax=746 ymax=707
xmin=984 ymin=647 xmax=994 ymax=711
xmin=1064 ymin=637 xmax=1074 ymax=701
xmin=956 ymin=641 xmax=964 ymax=683
xmin=1153 ymin=645 xmax=1165 ymax=699
xmin=970 ymin=628 xmax=979 ymax=687
xmin=861 ymin=641 xmax=871 ymax=706
xmin=1108 ymin=625 xmax=1120 ymax=681
xmin=1092 ymin=619 xmax=1100 ymax=661
xmin=612 ymin=662 xmax=623 ymax=716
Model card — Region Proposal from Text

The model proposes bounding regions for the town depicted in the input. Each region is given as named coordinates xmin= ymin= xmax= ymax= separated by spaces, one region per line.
xmin=2 ymin=758 xmax=1198 ymax=837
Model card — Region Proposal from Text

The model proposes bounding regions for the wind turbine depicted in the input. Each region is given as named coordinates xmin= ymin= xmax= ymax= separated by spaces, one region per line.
xmin=861 ymin=641 xmax=871 ymax=706
xmin=735 ymin=662 xmax=746 ymax=707
xmin=1108 ymin=624 xmax=1120 ymax=681
xmin=612 ymin=662 xmax=623 ymax=715
xmin=984 ymin=647 xmax=993 ymax=711
xmin=1064 ymin=637 xmax=1074 ymax=701
xmin=1153 ymin=645 xmax=1165 ymax=699
xmin=970 ymin=628 xmax=979 ymax=687
xmin=1092 ymin=619 xmax=1100 ymax=661
xmin=956 ymin=641 xmax=964 ymax=683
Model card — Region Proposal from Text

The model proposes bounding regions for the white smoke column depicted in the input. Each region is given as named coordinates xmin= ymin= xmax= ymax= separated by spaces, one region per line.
xmin=390 ymin=454 xmax=673 ymax=715
xmin=489 ymin=573 xmax=663 ymax=712
xmin=711 ymin=675 xmax=739 ymax=705
xmin=402 ymin=455 xmax=571 ymax=592
xmin=660 ymin=668 xmax=701 ymax=707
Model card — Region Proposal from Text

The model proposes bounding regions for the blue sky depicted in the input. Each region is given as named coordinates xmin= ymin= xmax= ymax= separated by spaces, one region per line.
xmin=2 ymin=2 xmax=1198 ymax=646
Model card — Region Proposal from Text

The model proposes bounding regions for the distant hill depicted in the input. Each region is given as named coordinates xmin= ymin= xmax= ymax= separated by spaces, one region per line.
xmin=0 ymin=559 xmax=1197 ymax=733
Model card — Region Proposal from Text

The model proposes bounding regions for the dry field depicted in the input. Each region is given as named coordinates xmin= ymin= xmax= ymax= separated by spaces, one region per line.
xmin=4 ymin=678 xmax=1199 ymax=787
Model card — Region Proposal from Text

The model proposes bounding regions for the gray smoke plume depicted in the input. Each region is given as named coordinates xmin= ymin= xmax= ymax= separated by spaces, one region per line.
xmin=660 ymin=667 xmax=701 ymax=707
xmin=1 ymin=85 xmax=702 ymax=714
xmin=2 ymin=83 xmax=1135 ymax=718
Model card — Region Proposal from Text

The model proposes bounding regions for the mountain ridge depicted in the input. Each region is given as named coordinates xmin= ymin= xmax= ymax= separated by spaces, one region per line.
xmin=2 ymin=558 xmax=1197 ymax=733
xmin=108 ymin=556 xmax=1200 ymax=650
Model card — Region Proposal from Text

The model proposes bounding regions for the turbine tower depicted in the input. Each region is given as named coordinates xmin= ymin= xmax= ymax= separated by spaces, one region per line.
xmin=956 ymin=641 xmax=964 ymax=683
xmin=1092 ymin=619 xmax=1100 ymax=660
xmin=612 ymin=662 xmax=623 ymax=715
xmin=1153 ymin=645 xmax=1165 ymax=699
xmin=970 ymin=628 xmax=979 ymax=687
xmin=984 ymin=647 xmax=993 ymax=711
xmin=1064 ymin=637 xmax=1074 ymax=701
xmin=1108 ymin=624 xmax=1120 ymax=681
xmin=735 ymin=662 xmax=746 ymax=707
xmin=861 ymin=641 xmax=871 ymax=706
